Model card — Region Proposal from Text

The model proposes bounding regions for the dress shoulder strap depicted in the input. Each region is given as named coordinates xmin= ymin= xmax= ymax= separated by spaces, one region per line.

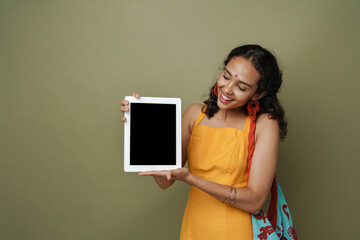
xmin=193 ymin=106 xmax=207 ymax=127
xmin=242 ymin=116 xmax=251 ymax=134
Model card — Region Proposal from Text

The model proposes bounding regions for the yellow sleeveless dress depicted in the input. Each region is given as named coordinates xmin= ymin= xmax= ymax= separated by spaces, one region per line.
xmin=180 ymin=108 xmax=252 ymax=240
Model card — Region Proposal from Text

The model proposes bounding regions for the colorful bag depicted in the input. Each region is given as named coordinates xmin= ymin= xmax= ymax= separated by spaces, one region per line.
xmin=247 ymin=101 xmax=297 ymax=240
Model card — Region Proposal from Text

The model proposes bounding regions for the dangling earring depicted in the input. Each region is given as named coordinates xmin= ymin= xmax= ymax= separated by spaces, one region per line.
xmin=213 ymin=85 xmax=218 ymax=97
xmin=247 ymin=100 xmax=260 ymax=121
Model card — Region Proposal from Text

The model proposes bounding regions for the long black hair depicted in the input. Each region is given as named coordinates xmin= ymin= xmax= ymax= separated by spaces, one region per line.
xmin=204 ymin=44 xmax=288 ymax=140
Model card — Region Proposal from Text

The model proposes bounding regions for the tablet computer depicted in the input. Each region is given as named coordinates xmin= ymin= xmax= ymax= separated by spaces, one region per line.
xmin=124 ymin=96 xmax=182 ymax=172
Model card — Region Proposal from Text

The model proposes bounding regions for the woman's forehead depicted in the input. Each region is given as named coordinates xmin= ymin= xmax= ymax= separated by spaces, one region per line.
xmin=226 ymin=57 xmax=260 ymax=81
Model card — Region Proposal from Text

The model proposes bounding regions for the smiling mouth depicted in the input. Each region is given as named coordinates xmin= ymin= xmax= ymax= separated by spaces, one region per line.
xmin=219 ymin=92 xmax=234 ymax=103
xmin=221 ymin=92 xmax=234 ymax=101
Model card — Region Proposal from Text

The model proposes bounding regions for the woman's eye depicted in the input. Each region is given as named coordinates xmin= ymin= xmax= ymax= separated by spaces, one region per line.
xmin=238 ymin=86 xmax=246 ymax=91
xmin=223 ymin=74 xmax=229 ymax=80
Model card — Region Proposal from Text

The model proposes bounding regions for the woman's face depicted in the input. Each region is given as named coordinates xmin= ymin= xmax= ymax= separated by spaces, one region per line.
xmin=216 ymin=57 xmax=261 ymax=110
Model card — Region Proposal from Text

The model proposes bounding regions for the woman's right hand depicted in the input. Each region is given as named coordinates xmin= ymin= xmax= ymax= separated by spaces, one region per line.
xmin=120 ymin=92 xmax=140 ymax=122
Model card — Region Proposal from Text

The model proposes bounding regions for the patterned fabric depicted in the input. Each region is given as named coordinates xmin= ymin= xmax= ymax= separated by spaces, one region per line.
xmin=251 ymin=181 xmax=297 ymax=240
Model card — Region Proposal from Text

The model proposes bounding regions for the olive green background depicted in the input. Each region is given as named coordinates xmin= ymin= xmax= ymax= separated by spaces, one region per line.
xmin=1 ymin=0 xmax=359 ymax=239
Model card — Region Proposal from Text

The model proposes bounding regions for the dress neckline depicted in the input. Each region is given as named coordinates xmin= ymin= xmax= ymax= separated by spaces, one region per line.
xmin=197 ymin=116 xmax=250 ymax=132
xmin=197 ymin=123 xmax=248 ymax=131
xmin=193 ymin=106 xmax=251 ymax=132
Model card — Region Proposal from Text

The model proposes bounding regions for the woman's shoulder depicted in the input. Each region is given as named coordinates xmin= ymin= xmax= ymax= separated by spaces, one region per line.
xmin=183 ymin=103 xmax=205 ymax=119
xmin=255 ymin=113 xmax=280 ymax=140
xmin=183 ymin=103 xmax=206 ymax=130
xmin=186 ymin=103 xmax=205 ymax=113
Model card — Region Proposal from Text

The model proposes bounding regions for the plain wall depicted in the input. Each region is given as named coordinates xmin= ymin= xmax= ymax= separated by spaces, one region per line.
xmin=1 ymin=0 xmax=359 ymax=239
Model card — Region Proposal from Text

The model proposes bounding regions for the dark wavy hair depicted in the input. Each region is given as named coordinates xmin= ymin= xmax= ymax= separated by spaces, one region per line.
xmin=204 ymin=44 xmax=288 ymax=140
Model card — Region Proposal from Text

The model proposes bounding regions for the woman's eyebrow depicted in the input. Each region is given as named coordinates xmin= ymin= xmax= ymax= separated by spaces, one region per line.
xmin=224 ymin=67 xmax=233 ymax=76
xmin=224 ymin=67 xmax=252 ymax=88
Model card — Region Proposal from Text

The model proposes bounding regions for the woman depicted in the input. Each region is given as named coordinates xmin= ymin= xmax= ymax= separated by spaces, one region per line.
xmin=121 ymin=44 xmax=287 ymax=240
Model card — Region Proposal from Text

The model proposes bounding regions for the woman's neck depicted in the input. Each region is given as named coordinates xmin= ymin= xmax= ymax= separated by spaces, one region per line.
xmin=215 ymin=108 xmax=246 ymax=124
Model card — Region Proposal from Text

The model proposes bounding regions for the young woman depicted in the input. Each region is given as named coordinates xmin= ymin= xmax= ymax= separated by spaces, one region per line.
xmin=121 ymin=44 xmax=287 ymax=240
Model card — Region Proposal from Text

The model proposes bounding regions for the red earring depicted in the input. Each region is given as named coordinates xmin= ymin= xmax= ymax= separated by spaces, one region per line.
xmin=247 ymin=100 xmax=259 ymax=121
xmin=213 ymin=85 xmax=218 ymax=97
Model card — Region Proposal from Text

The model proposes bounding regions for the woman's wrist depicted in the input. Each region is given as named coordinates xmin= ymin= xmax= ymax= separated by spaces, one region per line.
xmin=184 ymin=172 xmax=196 ymax=185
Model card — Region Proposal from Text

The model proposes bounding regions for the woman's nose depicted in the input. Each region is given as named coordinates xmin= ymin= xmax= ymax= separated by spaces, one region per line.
xmin=223 ymin=80 xmax=235 ymax=94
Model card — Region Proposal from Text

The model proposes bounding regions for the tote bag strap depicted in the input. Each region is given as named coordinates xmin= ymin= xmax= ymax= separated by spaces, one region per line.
xmin=267 ymin=177 xmax=278 ymax=228
xmin=246 ymin=105 xmax=278 ymax=229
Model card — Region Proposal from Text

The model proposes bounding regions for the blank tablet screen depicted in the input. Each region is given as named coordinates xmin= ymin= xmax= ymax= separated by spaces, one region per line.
xmin=130 ymin=103 xmax=176 ymax=165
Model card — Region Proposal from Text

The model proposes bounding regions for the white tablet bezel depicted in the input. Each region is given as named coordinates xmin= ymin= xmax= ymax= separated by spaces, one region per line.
xmin=124 ymin=96 xmax=182 ymax=172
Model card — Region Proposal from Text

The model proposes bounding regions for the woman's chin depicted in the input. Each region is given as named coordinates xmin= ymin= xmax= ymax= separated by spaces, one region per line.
xmin=217 ymin=100 xmax=246 ymax=112
xmin=217 ymin=99 xmax=234 ymax=109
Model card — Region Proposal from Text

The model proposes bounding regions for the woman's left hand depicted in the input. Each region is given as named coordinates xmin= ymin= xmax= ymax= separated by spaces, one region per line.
xmin=138 ymin=168 xmax=191 ymax=183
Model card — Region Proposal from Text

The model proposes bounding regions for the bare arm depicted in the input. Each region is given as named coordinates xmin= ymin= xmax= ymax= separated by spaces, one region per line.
xmin=140 ymin=114 xmax=279 ymax=214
